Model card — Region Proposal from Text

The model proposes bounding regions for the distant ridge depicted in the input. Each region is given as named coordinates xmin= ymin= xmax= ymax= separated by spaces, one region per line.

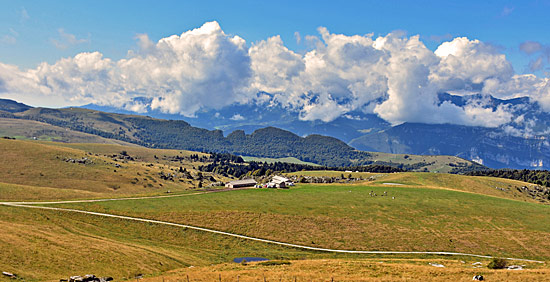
xmin=0 ymin=98 xmax=32 ymax=113
xmin=350 ymin=122 xmax=550 ymax=169
xmin=77 ymin=92 xmax=550 ymax=170
xmin=0 ymin=98 xmax=482 ymax=171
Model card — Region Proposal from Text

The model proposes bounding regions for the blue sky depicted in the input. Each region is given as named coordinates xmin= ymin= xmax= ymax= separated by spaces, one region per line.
xmin=1 ymin=0 xmax=549 ymax=131
xmin=1 ymin=0 xmax=549 ymax=73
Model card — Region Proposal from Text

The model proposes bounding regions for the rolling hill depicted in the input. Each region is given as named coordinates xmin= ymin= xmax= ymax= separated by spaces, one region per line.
xmin=0 ymin=139 xmax=226 ymax=200
xmin=0 ymin=98 xmax=483 ymax=171
xmin=81 ymin=93 xmax=550 ymax=170
xmin=0 ymin=118 xmax=135 ymax=145
xmin=1 ymin=139 xmax=550 ymax=281
xmin=81 ymin=94 xmax=391 ymax=143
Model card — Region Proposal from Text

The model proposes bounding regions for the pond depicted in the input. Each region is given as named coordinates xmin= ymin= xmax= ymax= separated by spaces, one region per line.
xmin=233 ymin=257 xmax=269 ymax=263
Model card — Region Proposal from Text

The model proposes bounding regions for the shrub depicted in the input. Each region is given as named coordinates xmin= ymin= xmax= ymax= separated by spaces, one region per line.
xmin=487 ymin=258 xmax=508 ymax=269
xmin=258 ymin=260 xmax=291 ymax=266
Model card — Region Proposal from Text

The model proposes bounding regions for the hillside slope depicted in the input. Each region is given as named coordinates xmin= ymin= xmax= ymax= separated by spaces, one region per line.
xmin=0 ymin=118 xmax=135 ymax=144
xmin=0 ymin=99 xmax=481 ymax=171
xmin=0 ymin=139 xmax=224 ymax=200
xmin=350 ymin=123 xmax=550 ymax=169
xmin=12 ymin=106 xmax=366 ymax=166
xmin=1 ymin=141 xmax=549 ymax=280
xmin=83 ymin=93 xmax=550 ymax=170
xmin=82 ymin=95 xmax=391 ymax=143
xmin=57 ymin=178 xmax=550 ymax=261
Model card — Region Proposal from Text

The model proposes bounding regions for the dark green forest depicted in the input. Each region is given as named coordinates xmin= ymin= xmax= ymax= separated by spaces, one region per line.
xmin=199 ymin=156 xmax=405 ymax=178
xmin=466 ymin=169 xmax=550 ymax=187
xmin=13 ymin=106 xmax=372 ymax=166
xmin=1 ymin=99 xmax=483 ymax=171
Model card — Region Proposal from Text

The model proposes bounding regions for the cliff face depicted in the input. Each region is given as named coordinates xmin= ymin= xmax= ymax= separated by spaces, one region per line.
xmin=350 ymin=123 xmax=550 ymax=169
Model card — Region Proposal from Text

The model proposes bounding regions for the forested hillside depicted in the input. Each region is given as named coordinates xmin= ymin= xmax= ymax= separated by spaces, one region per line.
xmin=0 ymin=99 xmax=483 ymax=170
xmin=7 ymin=104 xmax=368 ymax=166
xmin=466 ymin=169 xmax=550 ymax=188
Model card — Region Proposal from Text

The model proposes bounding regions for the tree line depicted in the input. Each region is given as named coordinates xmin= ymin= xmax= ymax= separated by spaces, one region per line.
xmin=198 ymin=161 xmax=405 ymax=178
xmin=465 ymin=169 xmax=550 ymax=187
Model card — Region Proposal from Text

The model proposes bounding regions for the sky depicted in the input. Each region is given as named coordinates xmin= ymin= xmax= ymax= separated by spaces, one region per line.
xmin=1 ymin=0 xmax=549 ymax=71
xmin=0 ymin=0 xmax=549 ymax=131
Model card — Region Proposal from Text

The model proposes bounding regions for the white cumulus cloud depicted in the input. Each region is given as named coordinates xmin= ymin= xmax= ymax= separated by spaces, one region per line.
xmin=0 ymin=21 xmax=549 ymax=131
xmin=432 ymin=37 xmax=513 ymax=91
xmin=1 ymin=21 xmax=252 ymax=116
xmin=116 ymin=21 xmax=252 ymax=116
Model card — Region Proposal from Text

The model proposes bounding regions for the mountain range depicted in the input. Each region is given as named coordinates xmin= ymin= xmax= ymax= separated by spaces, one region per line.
xmin=0 ymin=98 xmax=481 ymax=172
xmin=78 ymin=92 xmax=550 ymax=170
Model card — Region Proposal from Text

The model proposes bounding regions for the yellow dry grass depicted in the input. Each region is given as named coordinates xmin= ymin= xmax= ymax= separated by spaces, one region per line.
xmin=140 ymin=259 xmax=550 ymax=282
xmin=372 ymin=172 xmax=550 ymax=204
xmin=49 ymin=142 xmax=209 ymax=163
xmin=287 ymin=170 xmax=548 ymax=204
xmin=0 ymin=182 xmax=103 ymax=201
xmin=0 ymin=206 xmax=188 ymax=281
xmin=0 ymin=117 xmax=134 ymax=145
xmin=3 ymin=141 xmax=550 ymax=281
xmin=0 ymin=139 xmax=227 ymax=200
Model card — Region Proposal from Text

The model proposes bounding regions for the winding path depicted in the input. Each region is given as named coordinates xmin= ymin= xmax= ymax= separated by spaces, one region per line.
xmin=1 ymin=192 xmax=545 ymax=264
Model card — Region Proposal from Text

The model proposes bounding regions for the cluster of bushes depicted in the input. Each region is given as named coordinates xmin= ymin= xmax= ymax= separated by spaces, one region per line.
xmin=199 ymin=160 xmax=405 ymax=178
xmin=487 ymin=258 xmax=508 ymax=269
xmin=465 ymin=169 xmax=550 ymax=187
xmin=208 ymin=152 xmax=244 ymax=163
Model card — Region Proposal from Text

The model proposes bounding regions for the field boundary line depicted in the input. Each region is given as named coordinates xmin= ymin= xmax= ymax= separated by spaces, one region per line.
xmin=2 ymin=202 xmax=545 ymax=264
xmin=1 ymin=187 xmax=249 ymax=205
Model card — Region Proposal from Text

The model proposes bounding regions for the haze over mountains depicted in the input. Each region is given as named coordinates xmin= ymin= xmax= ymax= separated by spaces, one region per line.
xmin=80 ymin=90 xmax=550 ymax=170
xmin=0 ymin=98 xmax=484 ymax=173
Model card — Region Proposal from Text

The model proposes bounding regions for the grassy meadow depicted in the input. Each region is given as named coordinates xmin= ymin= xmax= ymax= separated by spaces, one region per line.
xmin=138 ymin=259 xmax=550 ymax=282
xmin=53 ymin=180 xmax=550 ymax=261
xmin=0 ymin=139 xmax=226 ymax=200
xmin=0 ymin=118 xmax=133 ymax=144
xmin=2 ymin=198 xmax=548 ymax=281
xmin=0 ymin=203 xmax=316 ymax=281
xmin=2 ymin=140 xmax=550 ymax=281
xmin=368 ymin=152 xmax=477 ymax=173
xmin=288 ymin=170 xmax=550 ymax=203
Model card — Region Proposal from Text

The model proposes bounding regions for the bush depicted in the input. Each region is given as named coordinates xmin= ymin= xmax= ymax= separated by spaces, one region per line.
xmin=487 ymin=258 xmax=508 ymax=269
xmin=258 ymin=260 xmax=291 ymax=266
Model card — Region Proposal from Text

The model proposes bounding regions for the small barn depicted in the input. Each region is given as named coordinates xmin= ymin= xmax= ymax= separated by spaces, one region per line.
xmin=268 ymin=175 xmax=293 ymax=188
xmin=225 ymin=179 xmax=257 ymax=188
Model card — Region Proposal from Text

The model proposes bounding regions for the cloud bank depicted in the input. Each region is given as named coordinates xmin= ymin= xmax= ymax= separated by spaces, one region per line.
xmin=1 ymin=21 xmax=549 ymax=129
